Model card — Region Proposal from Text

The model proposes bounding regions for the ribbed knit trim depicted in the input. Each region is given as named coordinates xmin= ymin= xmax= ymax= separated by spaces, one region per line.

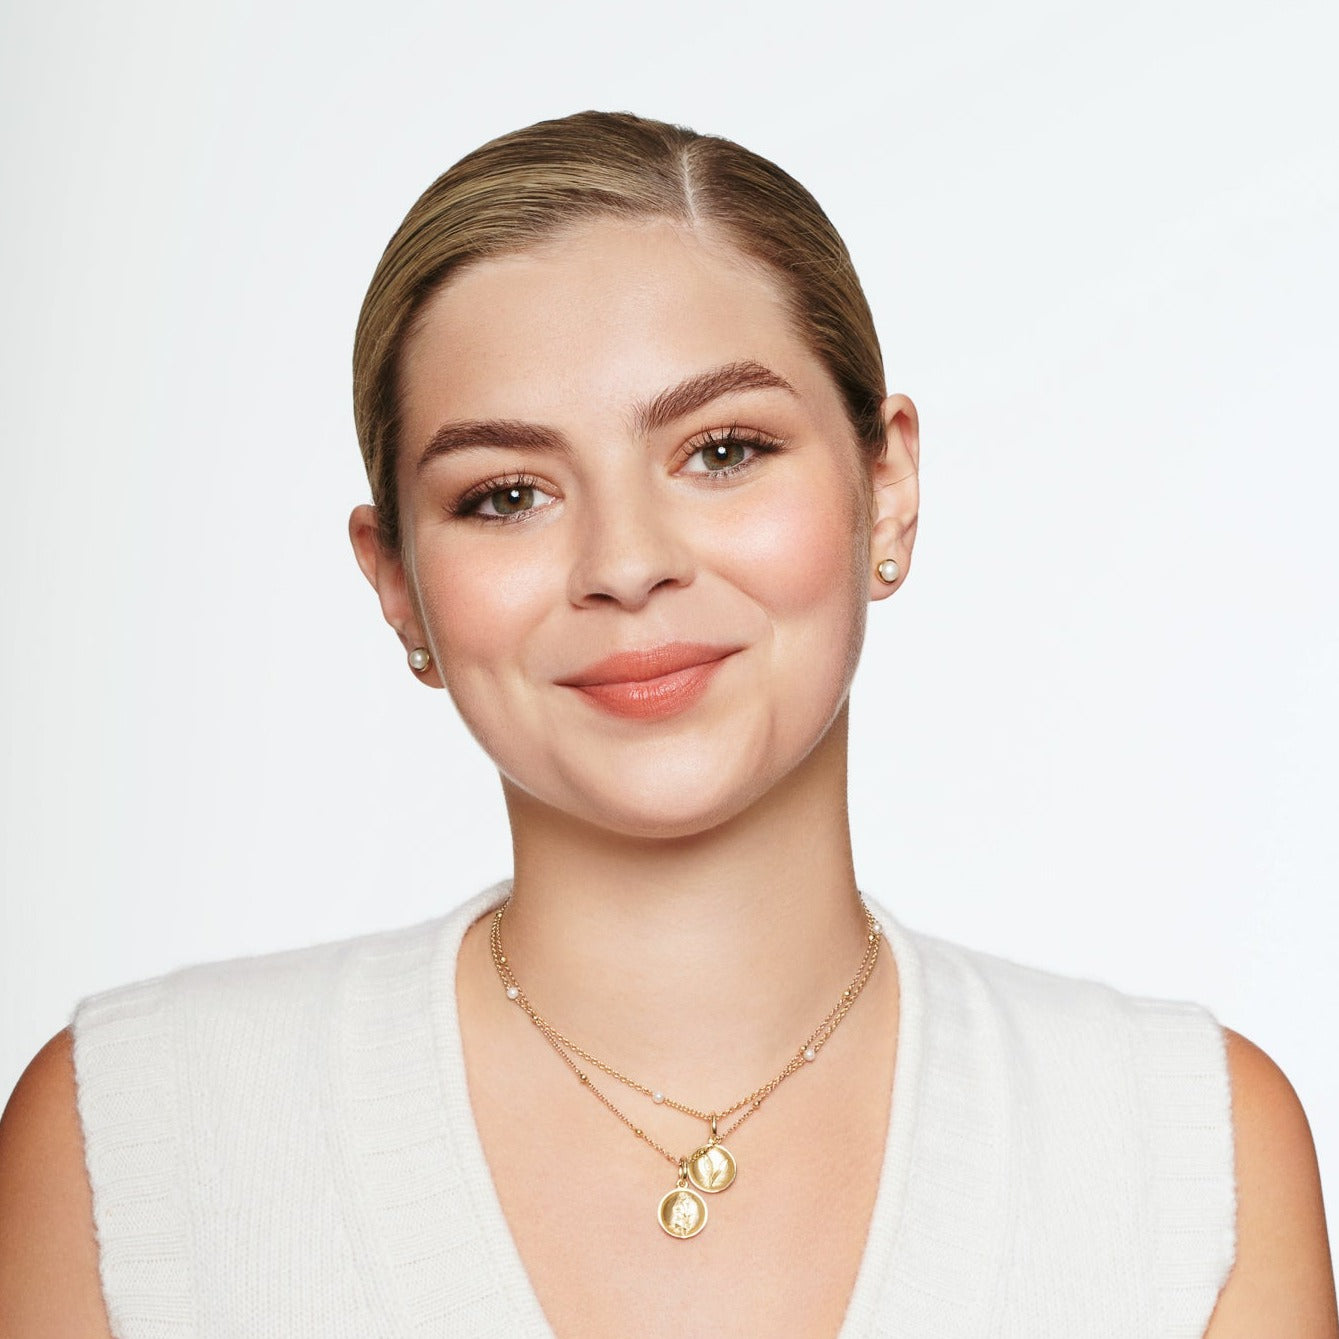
xmin=835 ymin=899 xmax=925 ymax=1335
xmin=1131 ymin=998 xmax=1237 ymax=1336
xmin=844 ymin=915 xmax=1018 ymax=1335
xmin=425 ymin=882 xmax=556 ymax=1334
xmin=72 ymin=977 xmax=197 ymax=1339
xmin=330 ymin=884 xmax=552 ymax=1336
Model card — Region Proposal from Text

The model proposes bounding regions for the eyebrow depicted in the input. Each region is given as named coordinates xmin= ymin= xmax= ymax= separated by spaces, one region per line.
xmin=415 ymin=419 xmax=569 ymax=473
xmin=633 ymin=359 xmax=796 ymax=435
xmin=414 ymin=359 xmax=796 ymax=474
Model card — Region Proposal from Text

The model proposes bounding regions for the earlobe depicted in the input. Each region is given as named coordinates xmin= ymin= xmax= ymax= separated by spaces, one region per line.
xmin=347 ymin=504 xmax=443 ymax=688
xmin=868 ymin=394 xmax=920 ymax=602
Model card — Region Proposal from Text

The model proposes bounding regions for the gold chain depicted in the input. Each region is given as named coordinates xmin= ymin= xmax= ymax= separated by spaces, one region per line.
xmin=489 ymin=897 xmax=883 ymax=1169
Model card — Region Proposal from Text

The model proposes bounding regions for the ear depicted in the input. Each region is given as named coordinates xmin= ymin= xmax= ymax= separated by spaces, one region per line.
xmin=867 ymin=393 xmax=920 ymax=602
xmin=348 ymin=504 xmax=443 ymax=688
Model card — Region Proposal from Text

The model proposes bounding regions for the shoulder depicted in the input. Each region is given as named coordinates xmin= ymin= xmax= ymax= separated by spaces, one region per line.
xmin=902 ymin=920 xmax=1219 ymax=1045
xmin=0 ymin=1029 xmax=113 ymax=1337
xmin=895 ymin=923 xmax=1237 ymax=1169
xmin=67 ymin=897 xmax=490 ymax=1156
xmin=72 ymin=895 xmax=489 ymax=1040
xmin=1204 ymin=1028 xmax=1338 ymax=1336
xmin=903 ymin=922 xmax=1233 ymax=1068
xmin=899 ymin=925 xmax=1337 ymax=1329
xmin=914 ymin=925 xmax=1339 ymax=1332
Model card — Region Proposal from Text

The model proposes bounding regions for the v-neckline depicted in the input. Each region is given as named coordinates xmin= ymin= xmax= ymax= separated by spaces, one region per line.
xmin=421 ymin=882 xmax=931 ymax=1338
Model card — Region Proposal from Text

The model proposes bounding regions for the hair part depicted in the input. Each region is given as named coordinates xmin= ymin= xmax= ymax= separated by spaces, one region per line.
xmin=353 ymin=110 xmax=887 ymax=552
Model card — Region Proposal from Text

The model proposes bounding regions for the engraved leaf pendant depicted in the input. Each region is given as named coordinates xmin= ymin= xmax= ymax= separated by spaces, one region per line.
xmin=686 ymin=1142 xmax=737 ymax=1194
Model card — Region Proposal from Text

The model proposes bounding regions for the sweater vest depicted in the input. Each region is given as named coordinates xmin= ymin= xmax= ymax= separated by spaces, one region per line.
xmin=72 ymin=882 xmax=1235 ymax=1337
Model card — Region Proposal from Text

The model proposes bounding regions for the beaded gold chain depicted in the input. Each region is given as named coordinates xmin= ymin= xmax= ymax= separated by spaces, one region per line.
xmin=489 ymin=898 xmax=883 ymax=1238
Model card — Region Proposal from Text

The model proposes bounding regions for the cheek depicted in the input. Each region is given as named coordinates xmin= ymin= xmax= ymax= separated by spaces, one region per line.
xmin=410 ymin=545 xmax=563 ymax=768
xmin=723 ymin=471 xmax=867 ymax=624
xmin=410 ymin=543 xmax=551 ymax=674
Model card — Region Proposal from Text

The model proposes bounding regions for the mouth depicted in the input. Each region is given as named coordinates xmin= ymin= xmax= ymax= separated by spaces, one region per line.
xmin=557 ymin=643 xmax=741 ymax=720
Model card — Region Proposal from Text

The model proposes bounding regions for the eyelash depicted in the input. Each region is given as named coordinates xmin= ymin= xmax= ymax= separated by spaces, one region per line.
xmin=453 ymin=472 xmax=549 ymax=523
xmin=681 ymin=426 xmax=783 ymax=479
xmin=450 ymin=428 xmax=783 ymax=523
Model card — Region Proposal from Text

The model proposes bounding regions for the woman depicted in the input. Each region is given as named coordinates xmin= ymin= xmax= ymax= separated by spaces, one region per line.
xmin=0 ymin=110 xmax=1333 ymax=1337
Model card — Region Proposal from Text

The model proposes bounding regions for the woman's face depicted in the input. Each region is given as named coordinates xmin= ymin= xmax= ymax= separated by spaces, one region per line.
xmin=364 ymin=217 xmax=911 ymax=838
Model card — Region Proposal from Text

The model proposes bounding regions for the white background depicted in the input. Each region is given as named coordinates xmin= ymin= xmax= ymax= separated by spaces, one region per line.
xmin=3 ymin=0 xmax=1336 ymax=1274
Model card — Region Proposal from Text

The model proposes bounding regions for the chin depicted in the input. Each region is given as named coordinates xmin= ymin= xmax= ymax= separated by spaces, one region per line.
xmin=575 ymin=787 xmax=762 ymax=841
xmin=503 ymin=727 xmax=814 ymax=842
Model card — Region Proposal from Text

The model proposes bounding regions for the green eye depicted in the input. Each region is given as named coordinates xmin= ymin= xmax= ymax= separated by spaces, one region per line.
xmin=700 ymin=440 xmax=748 ymax=471
xmin=457 ymin=475 xmax=556 ymax=521
xmin=489 ymin=485 xmax=535 ymax=514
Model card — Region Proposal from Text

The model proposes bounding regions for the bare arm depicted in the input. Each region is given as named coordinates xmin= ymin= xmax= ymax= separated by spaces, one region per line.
xmin=0 ymin=1028 xmax=114 ymax=1338
xmin=1203 ymin=1027 xmax=1338 ymax=1337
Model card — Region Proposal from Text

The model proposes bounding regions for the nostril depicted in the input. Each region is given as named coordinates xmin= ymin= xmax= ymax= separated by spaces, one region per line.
xmin=567 ymin=529 xmax=694 ymax=610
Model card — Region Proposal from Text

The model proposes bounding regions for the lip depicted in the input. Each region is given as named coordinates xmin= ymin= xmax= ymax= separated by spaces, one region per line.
xmin=559 ymin=642 xmax=740 ymax=687
xmin=557 ymin=642 xmax=740 ymax=720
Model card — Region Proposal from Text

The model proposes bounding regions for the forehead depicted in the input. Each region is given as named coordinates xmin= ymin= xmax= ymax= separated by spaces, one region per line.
xmin=397 ymin=218 xmax=838 ymax=447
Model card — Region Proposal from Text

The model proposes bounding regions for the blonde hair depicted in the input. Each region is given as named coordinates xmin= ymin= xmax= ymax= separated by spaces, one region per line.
xmin=353 ymin=110 xmax=886 ymax=551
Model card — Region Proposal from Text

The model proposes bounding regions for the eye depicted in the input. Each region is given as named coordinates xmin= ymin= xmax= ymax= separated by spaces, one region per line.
xmin=481 ymin=484 xmax=542 ymax=516
xmin=680 ymin=429 xmax=782 ymax=477
xmin=456 ymin=475 xmax=558 ymax=521
xmin=698 ymin=439 xmax=749 ymax=471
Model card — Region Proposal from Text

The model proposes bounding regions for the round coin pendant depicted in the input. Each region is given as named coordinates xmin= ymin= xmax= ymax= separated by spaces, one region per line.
xmin=686 ymin=1142 xmax=737 ymax=1194
xmin=658 ymin=1185 xmax=708 ymax=1239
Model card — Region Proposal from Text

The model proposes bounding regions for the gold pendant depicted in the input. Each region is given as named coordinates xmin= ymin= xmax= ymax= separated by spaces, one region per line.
xmin=686 ymin=1141 xmax=737 ymax=1194
xmin=658 ymin=1180 xmax=708 ymax=1239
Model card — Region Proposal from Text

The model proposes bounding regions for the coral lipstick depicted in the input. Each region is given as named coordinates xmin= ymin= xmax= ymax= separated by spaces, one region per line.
xmin=558 ymin=643 xmax=738 ymax=720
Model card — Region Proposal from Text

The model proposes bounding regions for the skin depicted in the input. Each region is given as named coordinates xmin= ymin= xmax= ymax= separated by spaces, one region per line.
xmin=1 ymin=217 xmax=1334 ymax=1336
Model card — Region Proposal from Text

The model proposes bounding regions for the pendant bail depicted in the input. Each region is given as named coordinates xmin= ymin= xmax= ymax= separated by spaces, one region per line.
xmin=710 ymin=1112 xmax=718 ymax=1142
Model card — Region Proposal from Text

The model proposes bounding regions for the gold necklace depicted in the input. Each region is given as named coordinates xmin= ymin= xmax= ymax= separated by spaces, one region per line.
xmin=489 ymin=898 xmax=883 ymax=1239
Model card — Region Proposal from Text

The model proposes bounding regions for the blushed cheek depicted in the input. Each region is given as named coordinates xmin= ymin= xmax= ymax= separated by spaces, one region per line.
xmin=412 ymin=561 xmax=540 ymax=768
xmin=726 ymin=480 xmax=867 ymax=624
xmin=411 ymin=550 xmax=546 ymax=687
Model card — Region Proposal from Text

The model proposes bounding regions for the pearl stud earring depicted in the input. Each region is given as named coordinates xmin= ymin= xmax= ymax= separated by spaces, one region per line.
xmin=408 ymin=647 xmax=431 ymax=672
xmin=876 ymin=559 xmax=900 ymax=585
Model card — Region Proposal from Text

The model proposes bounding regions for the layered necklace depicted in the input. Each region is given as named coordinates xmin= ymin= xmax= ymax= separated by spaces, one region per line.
xmin=489 ymin=898 xmax=883 ymax=1239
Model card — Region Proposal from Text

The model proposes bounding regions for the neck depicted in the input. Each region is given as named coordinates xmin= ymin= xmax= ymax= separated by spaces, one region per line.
xmin=492 ymin=707 xmax=875 ymax=1107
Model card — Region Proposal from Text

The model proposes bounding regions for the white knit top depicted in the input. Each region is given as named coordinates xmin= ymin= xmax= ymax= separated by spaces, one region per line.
xmin=71 ymin=883 xmax=1236 ymax=1337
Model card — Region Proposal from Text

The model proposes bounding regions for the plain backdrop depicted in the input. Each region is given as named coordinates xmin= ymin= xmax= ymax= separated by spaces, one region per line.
xmin=3 ymin=0 xmax=1336 ymax=1273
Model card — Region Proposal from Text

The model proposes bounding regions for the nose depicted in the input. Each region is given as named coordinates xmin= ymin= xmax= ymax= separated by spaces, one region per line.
xmin=566 ymin=476 xmax=695 ymax=610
